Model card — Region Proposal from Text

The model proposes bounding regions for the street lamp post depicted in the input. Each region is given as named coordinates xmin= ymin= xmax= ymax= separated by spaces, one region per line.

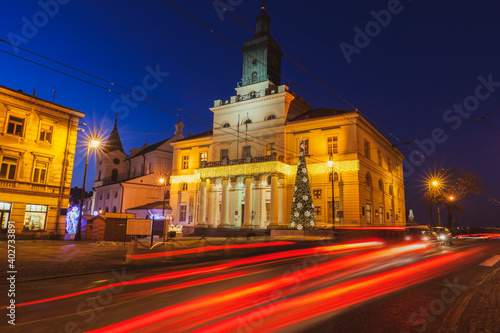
xmin=75 ymin=129 xmax=100 ymax=241
xmin=159 ymin=177 xmax=167 ymax=244
xmin=448 ymin=195 xmax=455 ymax=232
xmin=327 ymin=159 xmax=335 ymax=230
xmin=429 ymin=180 xmax=439 ymax=228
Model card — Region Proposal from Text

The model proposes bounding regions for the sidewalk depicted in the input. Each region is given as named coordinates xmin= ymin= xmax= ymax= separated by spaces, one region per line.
xmin=1 ymin=236 xmax=303 ymax=281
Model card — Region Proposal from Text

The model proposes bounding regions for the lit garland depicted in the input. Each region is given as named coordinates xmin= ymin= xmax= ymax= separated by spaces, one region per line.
xmin=65 ymin=206 xmax=79 ymax=234
xmin=170 ymin=160 xmax=360 ymax=184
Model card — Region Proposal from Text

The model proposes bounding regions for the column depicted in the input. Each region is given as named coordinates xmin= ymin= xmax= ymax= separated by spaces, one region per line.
xmin=219 ymin=177 xmax=228 ymax=227
xmin=199 ymin=179 xmax=207 ymax=227
xmin=269 ymin=173 xmax=279 ymax=228
xmin=243 ymin=175 xmax=252 ymax=227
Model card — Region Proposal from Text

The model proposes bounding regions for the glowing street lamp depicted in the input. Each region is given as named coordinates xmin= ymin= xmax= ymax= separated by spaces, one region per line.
xmin=75 ymin=127 xmax=100 ymax=241
xmin=159 ymin=177 xmax=167 ymax=244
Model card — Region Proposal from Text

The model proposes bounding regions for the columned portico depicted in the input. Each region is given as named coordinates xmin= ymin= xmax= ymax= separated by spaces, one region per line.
xmin=199 ymin=179 xmax=207 ymax=226
xmin=219 ymin=177 xmax=229 ymax=227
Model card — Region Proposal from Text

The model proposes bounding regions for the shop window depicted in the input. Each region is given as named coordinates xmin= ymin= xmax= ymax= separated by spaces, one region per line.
xmin=39 ymin=124 xmax=53 ymax=143
xmin=0 ymin=156 xmax=18 ymax=180
xmin=7 ymin=116 xmax=24 ymax=137
xmin=0 ymin=202 xmax=12 ymax=230
xmin=33 ymin=161 xmax=48 ymax=184
xmin=23 ymin=204 xmax=48 ymax=231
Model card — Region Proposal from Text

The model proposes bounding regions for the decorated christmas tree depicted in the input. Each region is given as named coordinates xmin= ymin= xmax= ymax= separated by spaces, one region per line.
xmin=289 ymin=139 xmax=316 ymax=230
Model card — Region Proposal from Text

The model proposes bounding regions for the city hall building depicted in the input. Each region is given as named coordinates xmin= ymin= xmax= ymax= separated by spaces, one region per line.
xmin=169 ymin=7 xmax=406 ymax=229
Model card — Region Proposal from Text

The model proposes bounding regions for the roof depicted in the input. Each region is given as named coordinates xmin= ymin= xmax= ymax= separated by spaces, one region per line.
xmin=102 ymin=117 xmax=124 ymax=154
xmin=128 ymin=137 xmax=171 ymax=159
xmin=173 ymin=130 xmax=213 ymax=143
xmin=289 ymin=108 xmax=355 ymax=122
xmin=126 ymin=201 xmax=172 ymax=211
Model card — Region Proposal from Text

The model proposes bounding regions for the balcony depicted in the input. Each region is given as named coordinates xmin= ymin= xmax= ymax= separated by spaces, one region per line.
xmin=237 ymin=74 xmax=270 ymax=87
xmin=200 ymin=152 xmax=283 ymax=168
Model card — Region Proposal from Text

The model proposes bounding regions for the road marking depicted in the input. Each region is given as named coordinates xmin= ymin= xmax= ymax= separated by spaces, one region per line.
xmin=479 ymin=255 xmax=500 ymax=267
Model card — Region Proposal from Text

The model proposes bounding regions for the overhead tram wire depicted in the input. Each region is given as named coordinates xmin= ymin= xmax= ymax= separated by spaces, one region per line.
xmin=0 ymin=41 xmax=494 ymax=165
xmin=212 ymin=0 xmax=402 ymax=144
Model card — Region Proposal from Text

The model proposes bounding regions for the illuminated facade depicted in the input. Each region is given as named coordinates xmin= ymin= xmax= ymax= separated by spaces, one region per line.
xmin=169 ymin=7 xmax=406 ymax=229
xmin=0 ymin=85 xmax=85 ymax=239
xmin=92 ymin=120 xmax=184 ymax=219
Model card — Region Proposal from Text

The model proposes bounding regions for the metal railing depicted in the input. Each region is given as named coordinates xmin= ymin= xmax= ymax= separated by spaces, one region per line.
xmin=200 ymin=152 xmax=282 ymax=168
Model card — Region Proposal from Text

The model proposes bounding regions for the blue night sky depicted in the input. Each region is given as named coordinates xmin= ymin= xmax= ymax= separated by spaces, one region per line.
xmin=1 ymin=0 xmax=499 ymax=227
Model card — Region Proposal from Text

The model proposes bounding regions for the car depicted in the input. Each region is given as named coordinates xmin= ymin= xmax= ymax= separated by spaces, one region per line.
xmin=430 ymin=227 xmax=453 ymax=245
xmin=404 ymin=225 xmax=432 ymax=242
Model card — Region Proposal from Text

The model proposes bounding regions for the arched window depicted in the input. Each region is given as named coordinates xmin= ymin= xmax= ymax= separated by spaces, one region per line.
xmin=112 ymin=206 xmax=117 ymax=213
xmin=221 ymin=122 xmax=230 ymax=128
xmin=265 ymin=114 xmax=276 ymax=121
xmin=389 ymin=185 xmax=394 ymax=196
xmin=249 ymin=90 xmax=257 ymax=98
xmin=252 ymin=71 xmax=257 ymax=83
xmin=379 ymin=179 xmax=384 ymax=191
xmin=329 ymin=172 xmax=339 ymax=182
xmin=111 ymin=169 xmax=118 ymax=182
xmin=98 ymin=170 xmax=102 ymax=181
xmin=243 ymin=118 xmax=252 ymax=125
xmin=105 ymin=207 xmax=109 ymax=213
xmin=106 ymin=192 xmax=110 ymax=199
xmin=365 ymin=172 xmax=372 ymax=187
xmin=114 ymin=191 xmax=118 ymax=198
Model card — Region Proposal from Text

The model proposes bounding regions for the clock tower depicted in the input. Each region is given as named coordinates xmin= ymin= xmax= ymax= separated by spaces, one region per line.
xmin=240 ymin=2 xmax=283 ymax=87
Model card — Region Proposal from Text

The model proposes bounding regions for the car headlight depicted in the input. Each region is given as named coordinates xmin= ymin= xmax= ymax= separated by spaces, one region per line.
xmin=422 ymin=236 xmax=428 ymax=241
xmin=438 ymin=235 xmax=446 ymax=240
xmin=405 ymin=236 xmax=411 ymax=241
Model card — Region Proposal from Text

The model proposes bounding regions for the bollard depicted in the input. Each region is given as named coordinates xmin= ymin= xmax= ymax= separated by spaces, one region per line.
xmin=125 ymin=239 xmax=137 ymax=264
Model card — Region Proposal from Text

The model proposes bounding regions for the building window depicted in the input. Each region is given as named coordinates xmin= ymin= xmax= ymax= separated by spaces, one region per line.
xmin=181 ymin=183 xmax=188 ymax=191
xmin=111 ymin=169 xmax=118 ymax=182
xmin=221 ymin=122 xmax=230 ymax=128
xmin=182 ymin=155 xmax=189 ymax=169
xmin=379 ymin=179 xmax=384 ymax=192
xmin=388 ymin=158 xmax=392 ymax=172
xmin=249 ymin=90 xmax=257 ymax=98
xmin=313 ymin=189 xmax=322 ymax=199
xmin=180 ymin=205 xmax=187 ymax=222
xmin=98 ymin=170 xmax=102 ymax=181
xmin=131 ymin=167 xmax=135 ymax=177
xmin=327 ymin=136 xmax=338 ymax=155
xmin=0 ymin=156 xmax=18 ymax=180
xmin=377 ymin=151 xmax=382 ymax=166
xmin=362 ymin=206 xmax=365 ymax=216
xmin=328 ymin=201 xmax=340 ymax=221
xmin=365 ymin=172 xmax=372 ymax=187
xmin=266 ymin=114 xmax=276 ymax=121
xmin=148 ymin=163 xmax=152 ymax=174
xmin=379 ymin=206 xmax=384 ymax=224
xmin=23 ymin=204 xmax=48 ymax=231
xmin=200 ymin=152 xmax=208 ymax=163
xmin=105 ymin=207 xmax=109 ymax=213
xmin=266 ymin=202 xmax=271 ymax=222
xmin=112 ymin=206 xmax=117 ymax=213
xmin=0 ymin=202 xmax=13 ymax=230
xmin=242 ymin=146 xmax=251 ymax=159
xmin=114 ymin=191 xmax=118 ymax=198
xmin=329 ymin=172 xmax=339 ymax=182
xmin=220 ymin=149 xmax=229 ymax=161
xmin=364 ymin=140 xmax=371 ymax=159
xmin=366 ymin=203 xmax=372 ymax=223
xmin=299 ymin=139 xmax=309 ymax=156
xmin=99 ymin=193 xmax=102 ymax=200
xmin=389 ymin=185 xmax=394 ymax=196
xmin=33 ymin=161 xmax=48 ymax=184
xmin=6 ymin=116 xmax=24 ymax=137
xmin=243 ymin=118 xmax=252 ymax=125
xmin=113 ymin=158 xmax=120 ymax=165
xmin=265 ymin=143 xmax=274 ymax=156
xmin=39 ymin=124 xmax=53 ymax=143
xmin=252 ymin=71 xmax=257 ymax=83
xmin=315 ymin=206 xmax=321 ymax=216
xmin=107 ymin=192 xmax=110 ymax=199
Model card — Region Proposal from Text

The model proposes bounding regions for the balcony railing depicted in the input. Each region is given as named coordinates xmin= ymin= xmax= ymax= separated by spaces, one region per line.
xmin=237 ymin=74 xmax=270 ymax=87
xmin=200 ymin=152 xmax=283 ymax=168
